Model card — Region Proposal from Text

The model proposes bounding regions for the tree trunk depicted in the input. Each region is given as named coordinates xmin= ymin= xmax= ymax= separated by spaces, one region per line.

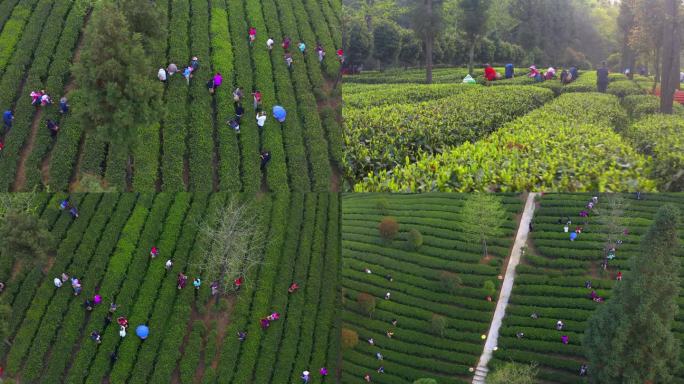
xmin=621 ymin=31 xmax=632 ymax=73
xmin=660 ymin=0 xmax=680 ymax=114
xmin=653 ymin=48 xmax=661 ymax=94
xmin=425 ymin=0 xmax=433 ymax=84
xmin=468 ymin=41 xmax=476 ymax=76
xmin=483 ymin=239 xmax=488 ymax=258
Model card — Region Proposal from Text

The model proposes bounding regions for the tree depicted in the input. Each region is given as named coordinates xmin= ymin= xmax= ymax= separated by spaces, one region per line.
xmin=341 ymin=328 xmax=359 ymax=349
xmin=345 ymin=18 xmax=373 ymax=69
xmin=398 ymin=30 xmax=422 ymax=68
xmin=357 ymin=292 xmax=377 ymax=317
xmin=74 ymin=0 xmax=162 ymax=150
xmin=0 ymin=210 xmax=55 ymax=271
xmin=458 ymin=0 xmax=491 ymax=75
xmin=660 ymin=0 xmax=681 ymax=114
xmin=379 ymin=217 xmax=399 ymax=240
xmin=596 ymin=195 xmax=628 ymax=256
xmin=439 ymin=271 xmax=462 ymax=294
xmin=618 ymin=0 xmax=637 ymax=74
xmin=458 ymin=194 xmax=507 ymax=257
xmin=584 ymin=205 xmax=681 ymax=383
xmin=430 ymin=313 xmax=448 ymax=336
xmin=0 ymin=191 xmax=40 ymax=219
xmin=487 ymin=362 xmax=539 ymax=384
xmin=412 ymin=0 xmax=443 ymax=83
xmin=196 ymin=199 xmax=266 ymax=295
xmin=407 ymin=228 xmax=423 ymax=250
xmin=373 ymin=20 xmax=403 ymax=67
xmin=117 ymin=0 xmax=165 ymax=46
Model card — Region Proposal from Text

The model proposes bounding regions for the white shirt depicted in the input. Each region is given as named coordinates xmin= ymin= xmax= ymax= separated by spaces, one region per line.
xmin=165 ymin=260 xmax=172 ymax=268
xmin=266 ymin=38 xmax=274 ymax=48
xmin=256 ymin=114 xmax=266 ymax=127
xmin=54 ymin=278 xmax=62 ymax=288
xmin=158 ymin=68 xmax=166 ymax=81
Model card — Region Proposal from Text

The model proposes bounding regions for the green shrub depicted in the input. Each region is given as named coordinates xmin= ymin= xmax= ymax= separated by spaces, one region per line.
xmin=622 ymin=114 xmax=684 ymax=191
xmin=341 ymin=328 xmax=359 ymax=349
xmin=430 ymin=313 xmax=448 ymax=337
xmin=407 ymin=228 xmax=423 ymax=250
xmin=483 ymin=280 xmax=496 ymax=296
xmin=357 ymin=92 xmax=655 ymax=192
xmin=378 ymin=217 xmax=399 ymax=240
xmin=439 ymin=271 xmax=462 ymax=294
xmin=376 ymin=198 xmax=390 ymax=215
xmin=344 ymin=86 xmax=554 ymax=180
xmin=357 ymin=292 xmax=377 ymax=317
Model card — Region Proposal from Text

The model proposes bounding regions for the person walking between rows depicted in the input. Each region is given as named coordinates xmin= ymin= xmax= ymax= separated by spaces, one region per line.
xmin=233 ymin=87 xmax=243 ymax=102
xmin=157 ymin=68 xmax=167 ymax=83
xmin=59 ymin=97 xmax=69 ymax=114
xmin=285 ymin=53 xmax=293 ymax=69
xmin=248 ymin=26 xmax=257 ymax=46
xmin=252 ymin=90 xmax=262 ymax=110
xmin=256 ymin=111 xmax=267 ymax=130
xmin=597 ymin=61 xmax=609 ymax=93
xmin=167 ymin=63 xmax=178 ymax=77
xmin=2 ymin=109 xmax=13 ymax=132
xmin=266 ymin=37 xmax=274 ymax=51
xmin=315 ymin=43 xmax=325 ymax=62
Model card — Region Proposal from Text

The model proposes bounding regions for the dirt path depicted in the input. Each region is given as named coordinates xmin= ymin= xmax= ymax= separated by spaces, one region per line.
xmin=472 ymin=192 xmax=538 ymax=384
xmin=41 ymin=10 xmax=89 ymax=190
xmin=11 ymin=108 xmax=43 ymax=191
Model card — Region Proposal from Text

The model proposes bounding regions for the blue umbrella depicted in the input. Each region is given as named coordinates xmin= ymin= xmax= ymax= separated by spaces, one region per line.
xmin=136 ymin=325 xmax=149 ymax=340
xmin=570 ymin=232 xmax=577 ymax=241
xmin=272 ymin=106 xmax=286 ymax=122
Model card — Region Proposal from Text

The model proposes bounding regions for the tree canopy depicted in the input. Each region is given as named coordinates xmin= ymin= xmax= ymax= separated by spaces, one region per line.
xmin=74 ymin=0 xmax=162 ymax=149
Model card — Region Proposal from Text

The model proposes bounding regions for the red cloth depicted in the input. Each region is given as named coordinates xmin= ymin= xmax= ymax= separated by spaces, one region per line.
xmin=484 ymin=67 xmax=497 ymax=81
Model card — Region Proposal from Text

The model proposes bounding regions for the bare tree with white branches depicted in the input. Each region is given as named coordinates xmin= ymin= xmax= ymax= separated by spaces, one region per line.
xmin=195 ymin=198 xmax=266 ymax=296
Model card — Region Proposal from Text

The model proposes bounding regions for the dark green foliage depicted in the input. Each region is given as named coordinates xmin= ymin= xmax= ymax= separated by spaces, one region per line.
xmin=345 ymin=18 xmax=372 ymax=66
xmin=407 ymin=228 xmax=424 ymax=250
xmin=0 ymin=210 xmax=54 ymax=269
xmin=430 ymin=313 xmax=447 ymax=336
xmin=74 ymin=0 xmax=162 ymax=148
xmin=372 ymin=20 xmax=402 ymax=66
xmin=439 ymin=271 xmax=462 ymax=294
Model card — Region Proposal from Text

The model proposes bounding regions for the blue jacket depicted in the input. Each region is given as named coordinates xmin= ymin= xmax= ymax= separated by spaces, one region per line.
xmin=3 ymin=110 xmax=12 ymax=123
xmin=505 ymin=64 xmax=514 ymax=79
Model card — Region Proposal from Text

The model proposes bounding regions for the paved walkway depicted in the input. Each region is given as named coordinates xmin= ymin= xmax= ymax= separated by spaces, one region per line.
xmin=472 ymin=192 xmax=538 ymax=384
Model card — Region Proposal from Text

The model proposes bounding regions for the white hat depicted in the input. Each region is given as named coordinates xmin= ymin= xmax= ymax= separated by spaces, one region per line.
xmin=303 ymin=371 xmax=310 ymax=375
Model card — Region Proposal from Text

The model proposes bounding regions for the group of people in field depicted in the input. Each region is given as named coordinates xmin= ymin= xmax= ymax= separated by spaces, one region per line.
xmin=1 ymin=91 xmax=69 ymax=151
xmin=154 ymin=29 xmax=344 ymax=175
xmin=481 ymin=63 xmax=579 ymax=85
xmin=357 ymin=268 xmax=397 ymax=382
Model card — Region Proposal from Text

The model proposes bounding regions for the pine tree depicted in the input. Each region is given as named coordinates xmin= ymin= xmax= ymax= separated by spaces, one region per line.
xmin=584 ymin=204 xmax=681 ymax=383
xmin=74 ymin=0 xmax=162 ymax=148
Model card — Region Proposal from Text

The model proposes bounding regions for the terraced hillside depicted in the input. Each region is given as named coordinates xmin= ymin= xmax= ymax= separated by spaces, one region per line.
xmin=340 ymin=193 xmax=524 ymax=383
xmin=492 ymin=193 xmax=684 ymax=384
xmin=0 ymin=0 xmax=342 ymax=193
xmin=0 ymin=192 xmax=341 ymax=383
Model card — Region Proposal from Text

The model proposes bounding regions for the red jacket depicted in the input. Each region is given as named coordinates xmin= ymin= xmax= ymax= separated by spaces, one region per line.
xmin=484 ymin=67 xmax=497 ymax=81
